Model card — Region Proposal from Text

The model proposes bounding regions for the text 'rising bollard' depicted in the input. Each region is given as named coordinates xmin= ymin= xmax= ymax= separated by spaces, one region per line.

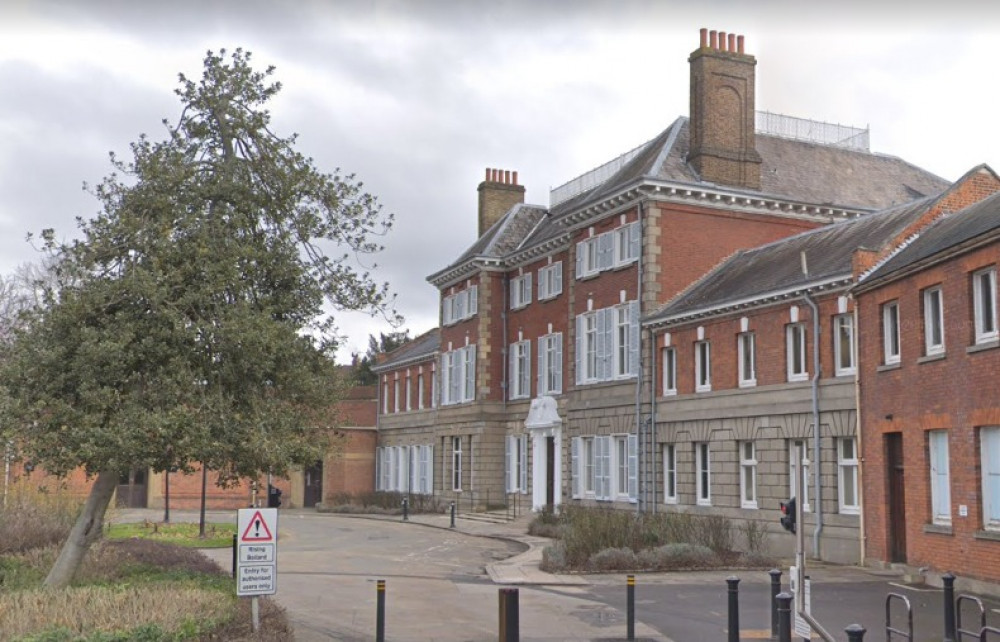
xmin=727 ymin=576 xmax=740 ymax=642
xmin=627 ymin=574 xmax=635 ymax=640
xmin=376 ymin=579 xmax=386 ymax=642
xmin=943 ymin=572 xmax=956 ymax=642
xmin=769 ymin=568 xmax=782 ymax=638
xmin=499 ymin=587 xmax=520 ymax=642
xmin=777 ymin=592 xmax=792 ymax=642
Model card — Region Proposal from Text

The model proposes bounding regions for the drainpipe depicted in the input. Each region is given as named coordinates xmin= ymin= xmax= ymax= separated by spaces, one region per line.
xmin=635 ymin=201 xmax=644 ymax=514
xmin=802 ymin=291 xmax=823 ymax=559
xmin=648 ymin=325 xmax=658 ymax=513
xmin=853 ymin=297 xmax=865 ymax=565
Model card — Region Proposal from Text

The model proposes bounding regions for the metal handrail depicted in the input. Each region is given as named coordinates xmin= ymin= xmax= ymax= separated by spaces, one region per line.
xmin=979 ymin=626 xmax=1000 ymax=641
xmin=958 ymin=595 xmax=986 ymax=641
xmin=886 ymin=593 xmax=913 ymax=641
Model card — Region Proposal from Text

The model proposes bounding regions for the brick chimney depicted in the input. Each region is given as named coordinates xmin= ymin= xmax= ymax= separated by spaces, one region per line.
xmin=477 ymin=168 xmax=525 ymax=236
xmin=688 ymin=28 xmax=762 ymax=190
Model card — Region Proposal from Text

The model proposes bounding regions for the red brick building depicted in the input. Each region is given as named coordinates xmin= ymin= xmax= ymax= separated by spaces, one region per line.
xmin=854 ymin=187 xmax=1000 ymax=588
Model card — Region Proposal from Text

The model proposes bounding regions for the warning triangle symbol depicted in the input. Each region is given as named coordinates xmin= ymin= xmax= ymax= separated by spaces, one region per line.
xmin=241 ymin=510 xmax=274 ymax=542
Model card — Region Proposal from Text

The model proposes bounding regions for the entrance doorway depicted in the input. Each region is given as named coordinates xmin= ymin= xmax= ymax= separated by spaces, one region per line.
xmin=116 ymin=468 xmax=147 ymax=508
xmin=886 ymin=433 xmax=907 ymax=563
xmin=545 ymin=437 xmax=555 ymax=508
xmin=304 ymin=461 xmax=323 ymax=507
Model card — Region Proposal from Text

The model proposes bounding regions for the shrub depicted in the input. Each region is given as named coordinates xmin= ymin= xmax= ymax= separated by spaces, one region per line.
xmin=636 ymin=543 xmax=716 ymax=570
xmin=527 ymin=506 xmax=562 ymax=538
xmin=319 ymin=491 xmax=444 ymax=514
xmin=739 ymin=519 xmax=769 ymax=556
xmin=540 ymin=543 xmax=567 ymax=572
xmin=0 ymin=483 xmax=81 ymax=555
xmin=587 ymin=547 xmax=638 ymax=572
xmin=693 ymin=514 xmax=734 ymax=554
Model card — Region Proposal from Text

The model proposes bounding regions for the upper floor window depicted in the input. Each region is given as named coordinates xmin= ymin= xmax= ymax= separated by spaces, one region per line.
xmin=882 ymin=301 xmax=901 ymax=365
xmin=441 ymin=345 xmax=476 ymax=405
xmin=442 ymin=285 xmax=478 ymax=325
xmin=417 ymin=372 xmax=425 ymax=410
xmin=923 ymin=286 xmax=945 ymax=355
xmin=973 ymin=268 xmax=998 ymax=345
xmin=509 ymin=340 xmax=531 ymax=400
xmin=538 ymin=333 xmax=563 ymax=395
xmin=786 ymin=323 xmax=808 ymax=382
xmin=575 ymin=301 xmax=639 ymax=385
xmin=393 ymin=378 xmax=400 ymax=413
xmin=613 ymin=222 xmax=640 ymax=267
xmin=575 ymin=221 xmax=638 ymax=279
xmin=382 ymin=381 xmax=389 ymax=414
xmin=738 ymin=332 xmax=756 ymax=388
xmin=404 ymin=375 xmax=412 ymax=411
xmin=538 ymin=262 xmax=563 ymax=300
xmin=834 ymin=314 xmax=855 ymax=376
xmin=662 ymin=347 xmax=677 ymax=396
xmin=511 ymin=273 xmax=532 ymax=310
xmin=695 ymin=340 xmax=711 ymax=392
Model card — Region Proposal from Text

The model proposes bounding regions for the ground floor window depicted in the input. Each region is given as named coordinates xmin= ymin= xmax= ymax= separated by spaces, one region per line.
xmin=451 ymin=436 xmax=463 ymax=491
xmin=981 ymin=427 xmax=1000 ymax=530
xmin=695 ymin=442 xmax=711 ymax=506
xmin=739 ymin=441 xmax=757 ymax=509
xmin=838 ymin=437 xmax=859 ymax=514
xmin=505 ymin=434 xmax=528 ymax=494
xmin=571 ymin=434 xmax=636 ymax=502
xmin=663 ymin=443 xmax=677 ymax=504
xmin=375 ymin=444 xmax=434 ymax=494
xmin=789 ymin=440 xmax=811 ymax=512
xmin=928 ymin=430 xmax=951 ymax=525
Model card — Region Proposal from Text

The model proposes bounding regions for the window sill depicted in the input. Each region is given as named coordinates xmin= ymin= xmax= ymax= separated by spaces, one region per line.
xmin=741 ymin=502 xmax=758 ymax=510
xmin=738 ymin=380 xmax=757 ymax=389
xmin=664 ymin=498 xmax=678 ymax=505
xmin=662 ymin=390 xmax=677 ymax=397
xmin=696 ymin=500 xmax=712 ymax=507
xmin=787 ymin=374 xmax=809 ymax=383
xmin=918 ymin=352 xmax=946 ymax=364
xmin=695 ymin=386 xmax=712 ymax=393
xmin=877 ymin=362 xmax=901 ymax=372
xmin=834 ymin=369 xmax=857 ymax=377
xmin=968 ymin=339 xmax=1000 ymax=355
xmin=576 ymin=272 xmax=599 ymax=282
xmin=537 ymin=294 xmax=561 ymax=302
xmin=974 ymin=529 xmax=1000 ymax=542
xmin=923 ymin=523 xmax=953 ymax=535
xmin=839 ymin=507 xmax=860 ymax=516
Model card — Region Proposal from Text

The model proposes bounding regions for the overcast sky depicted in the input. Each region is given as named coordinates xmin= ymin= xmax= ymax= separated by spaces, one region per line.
xmin=2 ymin=1 xmax=1000 ymax=362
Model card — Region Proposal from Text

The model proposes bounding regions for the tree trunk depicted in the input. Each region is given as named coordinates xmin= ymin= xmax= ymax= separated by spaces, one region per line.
xmin=43 ymin=468 xmax=118 ymax=589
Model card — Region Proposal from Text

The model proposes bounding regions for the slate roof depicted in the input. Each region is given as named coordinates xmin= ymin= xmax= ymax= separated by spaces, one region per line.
xmin=372 ymin=328 xmax=441 ymax=372
xmin=861 ymin=189 xmax=1000 ymax=286
xmin=431 ymin=117 xmax=949 ymax=283
xmin=644 ymin=195 xmax=939 ymax=324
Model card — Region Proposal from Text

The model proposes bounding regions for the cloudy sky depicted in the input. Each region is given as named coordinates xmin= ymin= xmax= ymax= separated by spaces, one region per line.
xmin=2 ymin=1 xmax=1000 ymax=362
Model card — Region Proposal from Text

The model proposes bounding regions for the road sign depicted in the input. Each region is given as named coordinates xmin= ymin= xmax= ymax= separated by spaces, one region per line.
xmin=237 ymin=508 xmax=278 ymax=596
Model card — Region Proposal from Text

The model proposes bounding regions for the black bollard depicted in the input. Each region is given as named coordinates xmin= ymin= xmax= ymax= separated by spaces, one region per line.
xmin=943 ymin=572 xmax=956 ymax=642
xmin=402 ymin=497 xmax=409 ymax=521
xmin=450 ymin=501 xmax=456 ymax=528
xmin=769 ymin=568 xmax=782 ymax=639
xmin=777 ymin=592 xmax=792 ymax=642
xmin=376 ymin=579 xmax=386 ymax=642
xmin=627 ymin=574 xmax=635 ymax=640
xmin=232 ymin=533 xmax=238 ymax=578
xmin=499 ymin=587 xmax=520 ymax=642
xmin=845 ymin=623 xmax=866 ymax=641
xmin=727 ymin=576 xmax=741 ymax=642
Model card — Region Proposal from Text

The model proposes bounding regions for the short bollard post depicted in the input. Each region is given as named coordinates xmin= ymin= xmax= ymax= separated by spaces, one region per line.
xmin=499 ymin=587 xmax=520 ymax=642
xmin=776 ymin=592 xmax=792 ymax=642
xmin=402 ymin=497 xmax=409 ymax=521
xmin=232 ymin=533 xmax=238 ymax=578
xmin=450 ymin=501 xmax=456 ymax=528
xmin=943 ymin=572 xmax=956 ymax=642
xmin=376 ymin=579 xmax=386 ymax=642
xmin=844 ymin=623 xmax=866 ymax=641
xmin=727 ymin=576 xmax=741 ymax=642
xmin=769 ymin=568 xmax=782 ymax=639
xmin=627 ymin=574 xmax=636 ymax=640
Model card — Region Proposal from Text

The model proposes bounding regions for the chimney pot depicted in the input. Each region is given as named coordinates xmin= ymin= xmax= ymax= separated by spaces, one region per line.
xmin=484 ymin=168 xmax=490 ymax=181
xmin=728 ymin=33 xmax=736 ymax=52
xmin=504 ymin=170 xmax=511 ymax=184
xmin=737 ymin=34 xmax=745 ymax=54
xmin=700 ymin=28 xmax=708 ymax=48
xmin=710 ymin=30 xmax=718 ymax=49
xmin=491 ymin=168 xmax=498 ymax=182
xmin=512 ymin=171 xmax=518 ymax=185
xmin=719 ymin=31 xmax=727 ymax=52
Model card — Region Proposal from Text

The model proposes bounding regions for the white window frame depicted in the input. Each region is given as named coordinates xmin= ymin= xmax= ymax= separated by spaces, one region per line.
xmin=443 ymin=286 xmax=478 ymax=326
xmin=537 ymin=333 xmax=563 ymax=395
xmin=613 ymin=222 xmax=639 ymax=266
xmin=974 ymin=268 xmax=998 ymax=345
xmin=929 ymin=430 xmax=951 ymax=525
xmin=696 ymin=442 xmax=711 ymax=506
xmin=451 ymin=436 xmax=463 ymax=492
xmin=538 ymin=262 xmax=563 ymax=300
xmin=834 ymin=314 xmax=856 ymax=376
xmin=509 ymin=340 xmax=531 ymax=400
xmin=695 ymin=341 xmax=711 ymax=392
xmin=662 ymin=347 xmax=677 ymax=396
xmin=786 ymin=323 xmax=808 ymax=382
xmin=511 ymin=273 xmax=532 ymax=310
xmin=442 ymin=345 xmax=477 ymax=405
xmin=417 ymin=372 xmax=425 ymax=410
xmin=739 ymin=441 xmax=757 ymax=509
xmin=923 ymin=286 xmax=945 ymax=356
xmin=663 ymin=443 xmax=677 ymax=504
xmin=382 ymin=381 xmax=389 ymax=414
xmin=981 ymin=427 xmax=1000 ymax=530
xmin=583 ymin=312 xmax=599 ymax=382
xmin=838 ymin=437 xmax=859 ymax=515
xmin=883 ymin=301 xmax=901 ymax=365
xmin=738 ymin=332 xmax=756 ymax=388
xmin=577 ymin=237 xmax=601 ymax=279
xmin=615 ymin=304 xmax=631 ymax=378
xmin=583 ymin=438 xmax=595 ymax=495
xmin=404 ymin=375 xmax=412 ymax=411
xmin=789 ymin=440 xmax=811 ymax=512
xmin=505 ymin=434 xmax=529 ymax=494
xmin=393 ymin=378 xmax=400 ymax=413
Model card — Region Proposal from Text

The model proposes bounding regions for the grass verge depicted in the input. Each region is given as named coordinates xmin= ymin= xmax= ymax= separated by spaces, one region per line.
xmin=104 ymin=521 xmax=236 ymax=548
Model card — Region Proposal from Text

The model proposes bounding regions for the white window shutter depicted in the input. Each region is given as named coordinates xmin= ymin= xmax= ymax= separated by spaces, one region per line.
xmin=598 ymin=308 xmax=613 ymax=381
xmin=628 ymin=434 xmax=638 ymax=502
xmin=375 ymin=447 xmax=382 ymax=491
xmin=520 ymin=434 xmax=528 ymax=494
xmin=538 ymin=270 xmax=548 ymax=300
xmin=629 ymin=301 xmax=640 ymax=376
xmin=505 ymin=436 xmax=513 ymax=493
xmin=575 ymin=315 xmax=584 ymax=385
xmin=575 ymin=242 xmax=585 ymax=278
xmin=600 ymin=436 xmax=612 ymax=500
xmin=467 ymin=346 xmax=476 ymax=401
xmin=554 ymin=334 xmax=563 ymax=393
xmin=553 ymin=262 xmax=562 ymax=295
xmin=537 ymin=337 xmax=545 ymax=394
xmin=508 ymin=345 xmax=516 ymax=400
xmin=599 ymin=232 xmax=614 ymax=271
xmin=427 ymin=445 xmax=434 ymax=495
xmin=629 ymin=221 xmax=640 ymax=260
xmin=523 ymin=341 xmax=531 ymax=397
xmin=469 ymin=285 xmax=478 ymax=316
xmin=524 ymin=274 xmax=533 ymax=305
xmin=571 ymin=437 xmax=581 ymax=498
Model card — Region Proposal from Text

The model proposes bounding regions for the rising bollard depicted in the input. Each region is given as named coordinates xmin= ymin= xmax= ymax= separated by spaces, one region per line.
xmin=776 ymin=592 xmax=792 ymax=642
xmin=499 ymin=587 xmax=520 ymax=642
xmin=943 ymin=572 xmax=956 ymax=642
xmin=727 ymin=576 xmax=740 ymax=642
xmin=376 ymin=579 xmax=386 ymax=642
xmin=844 ymin=623 xmax=866 ymax=641
xmin=769 ymin=568 xmax=782 ymax=638
xmin=627 ymin=574 xmax=635 ymax=640
xmin=402 ymin=497 xmax=409 ymax=521
xmin=450 ymin=501 xmax=456 ymax=528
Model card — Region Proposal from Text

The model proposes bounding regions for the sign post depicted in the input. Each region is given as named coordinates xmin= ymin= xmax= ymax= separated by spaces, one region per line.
xmin=236 ymin=507 xmax=278 ymax=631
